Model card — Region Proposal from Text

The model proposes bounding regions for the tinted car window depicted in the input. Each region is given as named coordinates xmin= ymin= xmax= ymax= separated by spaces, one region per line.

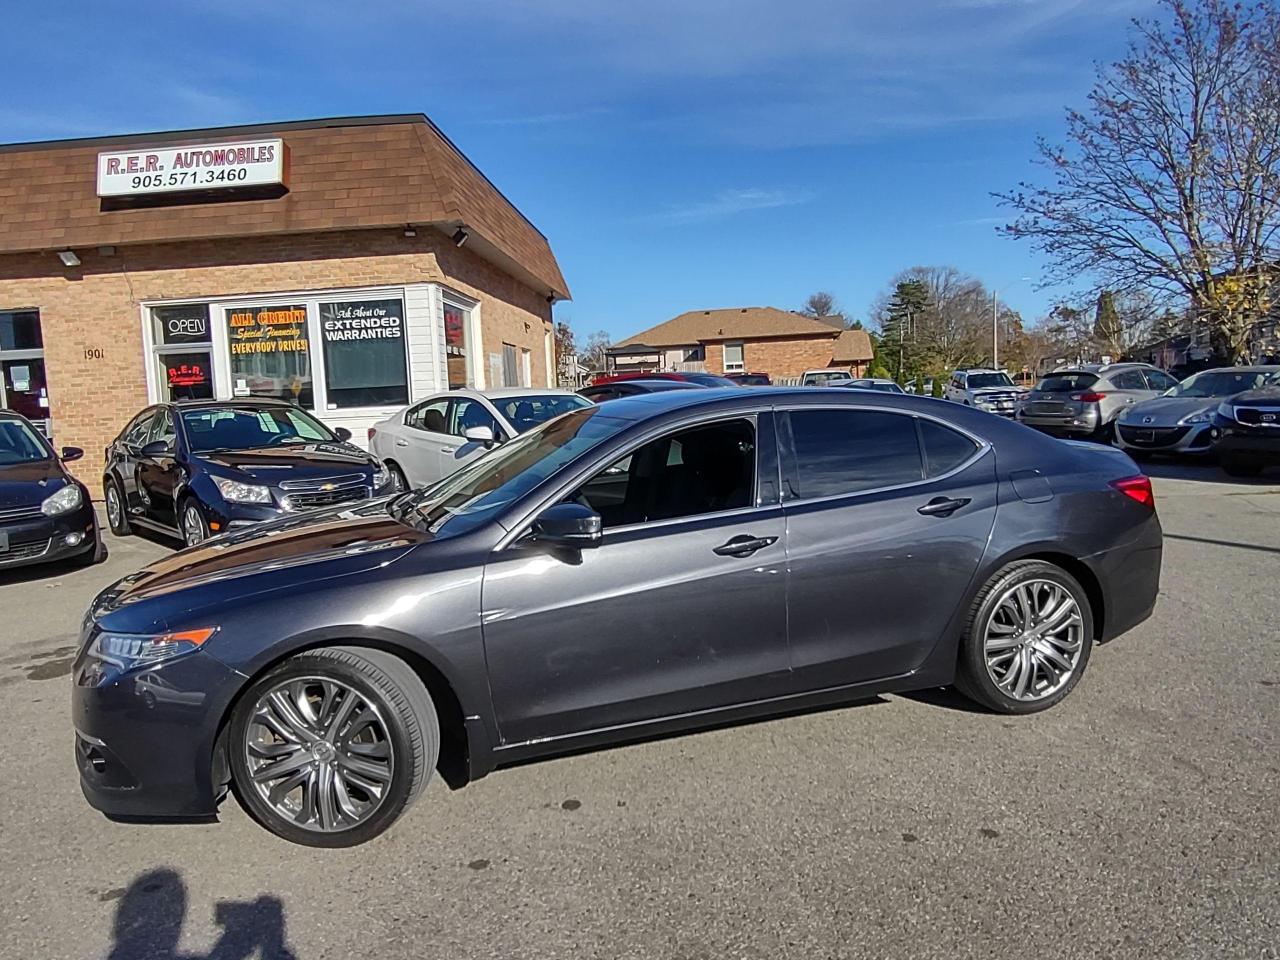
xmin=918 ymin=419 xmax=979 ymax=477
xmin=578 ymin=386 xmax=617 ymax=402
xmin=1144 ymin=370 xmax=1178 ymax=391
xmin=574 ymin=419 xmax=756 ymax=527
xmin=148 ymin=408 xmax=177 ymax=448
xmin=788 ymin=410 xmax=923 ymax=499
xmin=123 ymin=410 xmax=157 ymax=447
xmin=0 ymin=419 xmax=50 ymax=465
xmin=1035 ymin=373 xmax=1098 ymax=392
xmin=966 ymin=373 xmax=1015 ymax=389
xmin=448 ymin=398 xmax=500 ymax=438
xmin=1169 ymin=369 xmax=1276 ymax=397
xmin=1109 ymin=370 xmax=1148 ymax=390
xmin=493 ymin=395 xmax=592 ymax=434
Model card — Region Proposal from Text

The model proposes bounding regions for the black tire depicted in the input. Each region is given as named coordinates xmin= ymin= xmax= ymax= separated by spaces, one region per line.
xmin=387 ymin=462 xmax=409 ymax=493
xmin=1094 ymin=421 xmax=1115 ymax=444
xmin=178 ymin=497 xmax=209 ymax=548
xmin=103 ymin=477 xmax=131 ymax=536
xmin=1221 ymin=456 xmax=1263 ymax=478
xmin=228 ymin=646 xmax=438 ymax=847
xmin=953 ymin=560 xmax=1094 ymax=715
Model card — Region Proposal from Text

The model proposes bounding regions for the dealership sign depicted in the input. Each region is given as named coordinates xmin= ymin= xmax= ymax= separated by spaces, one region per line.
xmin=96 ymin=139 xmax=288 ymax=198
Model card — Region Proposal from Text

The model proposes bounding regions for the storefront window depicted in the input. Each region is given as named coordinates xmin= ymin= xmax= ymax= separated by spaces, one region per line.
xmin=0 ymin=310 xmax=42 ymax=351
xmin=226 ymin=304 xmax=313 ymax=407
xmin=152 ymin=304 xmax=214 ymax=401
xmin=319 ymin=298 xmax=409 ymax=408
xmin=444 ymin=299 xmax=472 ymax=389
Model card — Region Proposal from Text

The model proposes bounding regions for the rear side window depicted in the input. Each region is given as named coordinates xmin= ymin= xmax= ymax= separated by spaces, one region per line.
xmin=788 ymin=410 xmax=923 ymax=499
xmin=1110 ymin=370 xmax=1148 ymax=390
xmin=919 ymin=419 xmax=979 ymax=477
xmin=1036 ymin=373 xmax=1098 ymax=392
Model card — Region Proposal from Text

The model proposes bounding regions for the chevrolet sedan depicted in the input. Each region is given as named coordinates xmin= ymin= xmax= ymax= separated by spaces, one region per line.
xmin=74 ymin=388 xmax=1162 ymax=846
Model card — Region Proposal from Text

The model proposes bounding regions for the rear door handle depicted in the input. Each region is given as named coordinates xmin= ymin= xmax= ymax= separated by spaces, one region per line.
xmin=713 ymin=534 xmax=778 ymax=557
xmin=917 ymin=496 xmax=971 ymax=518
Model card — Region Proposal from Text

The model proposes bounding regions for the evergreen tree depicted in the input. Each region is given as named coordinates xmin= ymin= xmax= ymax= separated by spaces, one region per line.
xmin=881 ymin=280 xmax=930 ymax=382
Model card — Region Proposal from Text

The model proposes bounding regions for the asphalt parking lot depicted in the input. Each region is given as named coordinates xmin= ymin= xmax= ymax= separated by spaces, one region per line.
xmin=1 ymin=461 xmax=1277 ymax=960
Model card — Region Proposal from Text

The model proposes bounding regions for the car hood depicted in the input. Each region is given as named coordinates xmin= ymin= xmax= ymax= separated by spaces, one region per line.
xmin=0 ymin=459 xmax=67 ymax=509
xmin=1228 ymin=385 xmax=1280 ymax=407
xmin=90 ymin=498 xmax=426 ymax=618
xmin=1119 ymin=396 xmax=1215 ymax=425
xmin=200 ymin=442 xmax=376 ymax=483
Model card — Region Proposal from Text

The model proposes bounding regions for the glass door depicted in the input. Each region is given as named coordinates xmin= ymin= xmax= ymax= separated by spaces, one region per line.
xmin=0 ymin=310 xmax=48 ymax=436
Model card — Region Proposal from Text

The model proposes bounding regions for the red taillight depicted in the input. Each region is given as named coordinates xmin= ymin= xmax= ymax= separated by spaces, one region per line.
xmin=1072 ymin=391 xmax=1107 ymax=403
xmin=1110 ymin=475 xmax=1154 ymax=508
xmin=367 ymin=427 xmax=377 ymax=442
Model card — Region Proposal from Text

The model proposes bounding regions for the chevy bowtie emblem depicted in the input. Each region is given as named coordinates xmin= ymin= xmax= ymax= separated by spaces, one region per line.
xmin=320 ymin=483 xmax=336 ymax=491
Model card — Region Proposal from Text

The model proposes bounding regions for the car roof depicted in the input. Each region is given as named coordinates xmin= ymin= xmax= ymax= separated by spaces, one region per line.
xmin=592 ymin=385 xmax=964 ymax=422
xmin=0 ymin=408 xmax=31 ymax=422
xmin=1187 ymin=365 xmax=1280 ymax=375
xmin=169 ymin=397 xmax=298 ymax=409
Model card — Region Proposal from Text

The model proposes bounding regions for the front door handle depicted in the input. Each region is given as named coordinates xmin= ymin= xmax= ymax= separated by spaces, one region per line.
xmin=440 ymin=446 xmax=457 ymax=455
xmin=713 ymin=534 xmax=778 ymax=558
xmin=395 ymin=438 xmax=409 ymax=447
xmin=917 ymin=496 xmax=971 ymax=518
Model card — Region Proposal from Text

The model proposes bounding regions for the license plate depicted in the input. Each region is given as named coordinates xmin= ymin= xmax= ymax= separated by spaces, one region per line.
xmin=0 ymin=530 xmax=8 ymax=553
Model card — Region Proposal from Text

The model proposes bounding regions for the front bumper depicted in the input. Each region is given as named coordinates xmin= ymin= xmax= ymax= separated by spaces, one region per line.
xmin=0 ymin=499 xmax=98 ymax=570
xmin=72 ymin=639 xmax=244 ymax=820
xmin=1212 ymin=424 xmax=1280 ymax=464
xmin=1114 ymin=421 xmax=1214 ymax=455
xmin=199 ymin=479 xmax=396 ymax=536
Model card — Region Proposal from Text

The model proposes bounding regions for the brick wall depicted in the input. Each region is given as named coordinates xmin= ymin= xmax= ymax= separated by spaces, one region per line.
xmin=704 ymin=336 xmax=867 ymax=380
xmin=0 ymin=227 xmax=553 ymax=488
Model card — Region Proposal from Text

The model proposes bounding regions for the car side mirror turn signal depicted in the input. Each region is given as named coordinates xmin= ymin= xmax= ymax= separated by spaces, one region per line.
xmin=529 ymin=502 xmax=602 ymax=549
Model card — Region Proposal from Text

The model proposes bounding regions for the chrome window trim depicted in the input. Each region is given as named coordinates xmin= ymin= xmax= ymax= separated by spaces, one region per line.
xmin=777 ymin=403 xmax=992 ymax=507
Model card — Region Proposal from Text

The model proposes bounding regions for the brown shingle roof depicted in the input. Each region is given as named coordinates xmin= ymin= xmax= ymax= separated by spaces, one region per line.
xmin=832 ymin=328 xmax=874 ymax=363
xmin=618 ymin=307 xmax=842 ymax=347
xmin=0 ymin=114 xmax=568 ymax=299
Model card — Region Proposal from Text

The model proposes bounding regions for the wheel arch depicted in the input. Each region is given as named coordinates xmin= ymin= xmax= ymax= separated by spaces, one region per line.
xmin=975 ymin=546 xmax=1106 ymax=642
xmin=210 ymin=628 xmax=484 ymax=805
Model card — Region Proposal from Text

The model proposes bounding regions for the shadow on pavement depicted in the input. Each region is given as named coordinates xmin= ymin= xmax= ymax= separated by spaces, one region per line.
xmin=1138 ymin=458 xmax=1279 ymax=485
xmin=107 ymin=868 xmax=298 ymax=960
xmin=896 ymin=686 xmax=991 ymax=714
xmin=1164 ymin=532 xmax=1280 ymax=556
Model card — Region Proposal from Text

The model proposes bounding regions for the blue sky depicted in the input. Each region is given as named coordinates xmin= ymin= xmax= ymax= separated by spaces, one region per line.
xmin=1 ymin=0 xmax=1155 ymax=341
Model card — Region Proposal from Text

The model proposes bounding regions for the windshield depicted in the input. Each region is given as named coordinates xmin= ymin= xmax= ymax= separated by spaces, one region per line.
xmin=967 ymin=373 xmax=1015 ymax=390
xmin=1169 ymin=370 xmax=1279 ymax=398
xmin=181 ymin=406 xmax=336 ymax=453
xmin=1035 ymin=372 xmax=1099 ymax=392
xmin=0 ymin=419 xmax=50 ymax=465
xmin=392 ymin=407 xmax=624 ymax=538
xmin=490 ymin=394 xmax=592 ymax=434
xmin=684 ymin=374 xmax=740 ymax=387
xmin=805 ymin=372 xmax=849 ymax=385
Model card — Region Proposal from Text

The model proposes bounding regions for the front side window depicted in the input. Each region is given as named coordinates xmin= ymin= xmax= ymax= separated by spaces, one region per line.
xmin=449 ymin=398 xmax=501 ymax=438
xmin=573 ymin=419 xmax=756 ymax=528
xmin=319 ymin=298 xmax=409 ymax=409
xmin=0 ymin=417 xmax=50 ymax=464
xmin=1144 ymin=370 xmax=1179 ymax=392
xmin=788 ymin=409 xmax=923 ymax=499
xmin=181 ymin=405 xmax=333 ymax=453
xmin=226 ymin=304 xmax=313 ymax=407
xmin=724 ymin=342 xmax=745 ymax=372
xmin=124 ymin=410 xmax=158 ymax=448
xmin=493 ymin=394 xmax=592 ymax=434
xmin=148 ymin=408 xmax=177 ymax=449
xmin=1110 ymin=370 xmax=1148 ymax=390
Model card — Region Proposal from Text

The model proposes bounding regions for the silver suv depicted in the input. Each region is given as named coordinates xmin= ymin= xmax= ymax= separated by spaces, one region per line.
xmin=1018 ymin=363 xmax=1178 ymax=440
xmin=944 ymin=369 xmax=1020 ymax=417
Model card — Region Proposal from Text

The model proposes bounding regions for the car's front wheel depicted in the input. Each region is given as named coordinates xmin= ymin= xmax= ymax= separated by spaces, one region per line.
xmin=386 ymin=462 xmax=409 ymax=493
xmin=228 ymin=646 xmax=439 ymax=847
xmin=104 ymin=478 xmax=130 ymax=536
xmin=954 ymin=560 xmax=1094 ymax=714
xmin=179 ymin=498 xmax=208 ymax=547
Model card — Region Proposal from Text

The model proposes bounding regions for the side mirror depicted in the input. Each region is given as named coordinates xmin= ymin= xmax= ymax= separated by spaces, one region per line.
xmin=140 ymin=439 xmax=173 ymax=458
xmin=333 ymin=427 xmax=353 ymax=442
xmin=60 ymin=446 xmax=84 ymax=462
xmin=529 ymin=502 xmax=602 ymax=549
xmin=464 ymin=425 xmax=497 ymax=449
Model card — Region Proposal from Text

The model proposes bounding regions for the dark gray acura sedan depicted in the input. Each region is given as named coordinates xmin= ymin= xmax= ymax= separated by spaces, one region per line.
xmin=73 ymin=388 xmax=1162 ymax=846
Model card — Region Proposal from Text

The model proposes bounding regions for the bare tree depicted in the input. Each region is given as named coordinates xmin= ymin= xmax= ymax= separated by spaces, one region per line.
xmin=800 ymin=290 xmax=845 ymax=323
xmin=582 ymin=330 xmax=612 ymax=370
xmin=870 ymin=266 xmax=998 ymax=374
xmin=998 ymin=0 xmax=1280 ymax=360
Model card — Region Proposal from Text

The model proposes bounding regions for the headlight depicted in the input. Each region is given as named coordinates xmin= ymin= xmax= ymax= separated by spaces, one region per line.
xmin=1216 ymin=401 xmax=1236 ymax=421
xmin=40 ymin=483 xmax=83 ymax=516
xmin=212 ymin=476 xmax=273 ymax=504
xmin=1182 ymin=409 xmax=1214 ymax=424
xmin=371 ymin=462 xmax=390 ymax=488
xmin=88 ymin=627 xmax=216 ymax=670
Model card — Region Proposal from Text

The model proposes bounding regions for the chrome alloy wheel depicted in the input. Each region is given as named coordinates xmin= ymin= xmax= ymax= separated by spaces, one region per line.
xmin=982 ymin=578 xmax=1084 ymax=702
xmin=105 ymin=486 xmax=123 ymax=529
xmin=243 ymin=677 xmax=395 ymax=833
xmin=182 ymin=504 xmax=205 ymax=547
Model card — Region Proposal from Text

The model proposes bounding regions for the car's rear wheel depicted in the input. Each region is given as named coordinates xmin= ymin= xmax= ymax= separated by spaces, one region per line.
xmin=179 ymin=498 xmax=208 ymax=547
xmin=228 ymin=646 xmax=438 ymax=847
xmin=104 ymin=478 xmax=130 ymax=536
xmin=1221 ymin=456 xmax=1263 ymax=478
xmin=954 ymin=560 xmax=1094 ymax=714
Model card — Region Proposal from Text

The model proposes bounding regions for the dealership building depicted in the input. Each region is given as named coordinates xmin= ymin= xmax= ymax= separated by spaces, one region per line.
xmin=0 ymin=114 xmax=569 ymax=484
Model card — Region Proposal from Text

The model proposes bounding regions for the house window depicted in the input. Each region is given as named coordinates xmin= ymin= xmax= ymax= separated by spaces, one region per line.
xmin=502 ymin=343 xmax=519 ymax=387
xmin=724 ymin=341 xmax=745 ymax=373
xmin=225 ymin=304 xmax=313 ymax=407
xmin=319 ymin=297 xmax=409 ymax=408
xmin=444 ymin=298 xmax=473 ymax=389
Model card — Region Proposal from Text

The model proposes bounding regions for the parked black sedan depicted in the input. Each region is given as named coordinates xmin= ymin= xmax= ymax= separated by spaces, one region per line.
xmin=102 ymin=399 xmax=393 ymax=546
xmin=74 ymin=389 xmax=1162 ymax=846
xmin=1 ymin=410 xmax=102 ymax=571
xmin=1211 ymin=383 xmax=1280 ymax=476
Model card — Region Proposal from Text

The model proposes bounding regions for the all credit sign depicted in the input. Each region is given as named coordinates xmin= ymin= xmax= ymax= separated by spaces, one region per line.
xmin=96 ymin=139 xmax=288 ymax=198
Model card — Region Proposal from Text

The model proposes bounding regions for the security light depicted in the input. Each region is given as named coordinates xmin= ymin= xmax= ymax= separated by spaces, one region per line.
xmin=57 ymin=250 xmax=81 ymax=267
xmin=452 ymin=228 xmax=469 ymax=248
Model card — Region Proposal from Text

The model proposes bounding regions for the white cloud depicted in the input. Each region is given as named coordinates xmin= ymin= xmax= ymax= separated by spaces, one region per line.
xmin=644 ymin=187 xmax=818 ymax=224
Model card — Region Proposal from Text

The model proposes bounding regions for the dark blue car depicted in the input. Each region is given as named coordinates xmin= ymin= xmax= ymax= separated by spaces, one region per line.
xmin=0 ymin=409 xmax=102 ymax=570
xmin=102 ymin=399 xmax=393 ymax=546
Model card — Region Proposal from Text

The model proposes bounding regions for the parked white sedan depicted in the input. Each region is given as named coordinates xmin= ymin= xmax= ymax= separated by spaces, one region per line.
xmin=368 ymin=388 xmax=593 ymax=489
